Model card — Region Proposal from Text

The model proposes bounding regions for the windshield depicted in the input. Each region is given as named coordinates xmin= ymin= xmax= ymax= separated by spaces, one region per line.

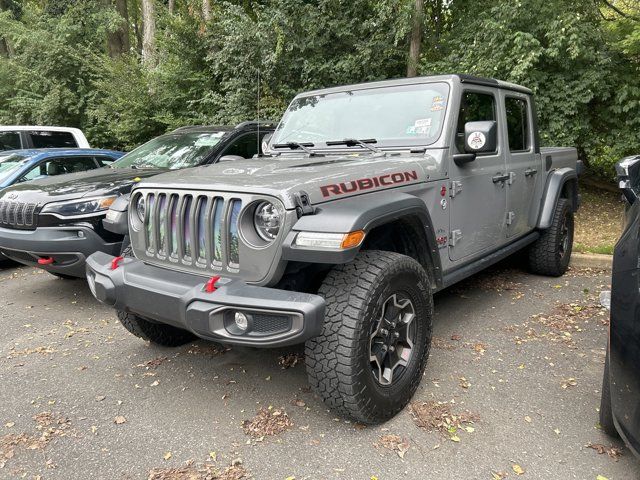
xmin=272 ymin=82 xmax=450 ymax=149
xmin=113 ymin=131 xmax=228 ymax=170
xmin=0 ymin=154 xmax=27 ymax=183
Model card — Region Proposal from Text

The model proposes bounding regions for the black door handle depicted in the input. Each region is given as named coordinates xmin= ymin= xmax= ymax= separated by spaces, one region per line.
xmin=492 ymin=173 xmax=510 ymax=183
xmin=525 ymin=168 xmax=538 ymax=177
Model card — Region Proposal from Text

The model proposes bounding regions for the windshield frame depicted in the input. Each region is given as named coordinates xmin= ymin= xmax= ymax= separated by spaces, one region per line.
xmin=112 ymin=131 xmax=230 ymax=170
xmin=271 ymin=81 xmax=451 ymax=152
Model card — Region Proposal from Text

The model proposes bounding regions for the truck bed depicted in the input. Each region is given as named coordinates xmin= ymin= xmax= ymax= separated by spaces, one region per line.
xmin=541 ymin=146 xmax=579 ymax=171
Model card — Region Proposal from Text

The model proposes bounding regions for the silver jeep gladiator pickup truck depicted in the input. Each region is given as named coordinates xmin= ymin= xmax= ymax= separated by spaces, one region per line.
xmin=86 ymin=74 xmax=582 ymax=423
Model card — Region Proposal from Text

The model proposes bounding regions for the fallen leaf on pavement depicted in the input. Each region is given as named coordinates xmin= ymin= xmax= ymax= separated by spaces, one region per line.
xmin=375 ymin=434 xmax=410 ymax=458
xmin=586 ymin=443 xmax=623 ymax=461
xmin=114 ymin=416 xmax=127 ymax=425
xmin=512 ymin=463 xmax=525 ymax=475
xmin=242 ymin=408 xmax=293 ymax=437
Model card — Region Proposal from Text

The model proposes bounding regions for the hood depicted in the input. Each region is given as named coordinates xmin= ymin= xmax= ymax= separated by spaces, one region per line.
xmin=0 ymin=167 xmax=166 ymax=205
xmin=137 ymin=152 xmax=443 ymax=209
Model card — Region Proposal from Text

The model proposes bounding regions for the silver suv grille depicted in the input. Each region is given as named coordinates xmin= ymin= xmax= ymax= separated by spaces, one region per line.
xmin=139 ymin=191 xmax=243 ymax=273
xmin=0 ymin=201 xmax=37 ymax=229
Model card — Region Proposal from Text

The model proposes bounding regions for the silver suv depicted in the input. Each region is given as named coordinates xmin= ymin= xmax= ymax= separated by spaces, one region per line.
xmin=86 ymin=74 xmax=582 ymax=423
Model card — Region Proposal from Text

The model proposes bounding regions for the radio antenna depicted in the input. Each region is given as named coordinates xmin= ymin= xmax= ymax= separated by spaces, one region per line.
xmin=256 ymin=19 xmax=261 ymax=157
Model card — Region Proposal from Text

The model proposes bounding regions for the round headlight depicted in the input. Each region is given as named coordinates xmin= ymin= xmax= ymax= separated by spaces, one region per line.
xmin=135 ymin=195 xmax=145 ymax=222
xmin=253 ymin=201 xmax=281 ymax=241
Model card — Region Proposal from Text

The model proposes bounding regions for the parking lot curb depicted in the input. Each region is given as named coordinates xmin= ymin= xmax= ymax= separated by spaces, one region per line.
xmin=570 ymin=252 xmax=612 ymax=270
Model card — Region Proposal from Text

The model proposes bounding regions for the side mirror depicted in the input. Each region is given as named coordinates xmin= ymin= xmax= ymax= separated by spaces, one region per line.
xmin=616 ymin=155 xmax=640 ymax=204
xmin=218 ymin=155 xmax=246 ymax=163
xmin=464 ymin=121 xmax=497 ymax=154
xmin=453 ymin=120 xmax=498 ymax=167
xmin=261 ymin=133 xmax=273 ymax=155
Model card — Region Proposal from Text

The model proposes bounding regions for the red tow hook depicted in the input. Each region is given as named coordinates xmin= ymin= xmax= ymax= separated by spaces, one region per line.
xmin=205 ymin=275 xmax=221 ymax=293
xmin=37 ymin=257 xmax=55 ymax=265
xmin=110 ymin=256 xmax=124 ymax=270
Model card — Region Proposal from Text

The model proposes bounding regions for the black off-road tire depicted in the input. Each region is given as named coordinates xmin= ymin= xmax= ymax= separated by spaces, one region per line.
xmin=599 ymin=346 xmax=618 ymax=437
xmin=528 ymin=198 xmax=574 ymax=277
xmin=116 ymin=311 xmax=196 ymax=347
xmin=49 ymin=272 xmax=78 ymax=280
xmin=116 ymin=237 xmax=196 ymax=347
xmin=305 ymin=250 xmax=433 ymax=424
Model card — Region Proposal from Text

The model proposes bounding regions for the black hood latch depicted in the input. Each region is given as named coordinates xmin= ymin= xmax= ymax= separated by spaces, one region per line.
xmin=294 ymin=191 xmax=315 ymax=217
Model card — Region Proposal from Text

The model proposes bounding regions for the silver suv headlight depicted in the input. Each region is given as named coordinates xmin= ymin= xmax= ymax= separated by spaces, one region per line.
xmin=253 ymin=201 xmax=281 ymax=241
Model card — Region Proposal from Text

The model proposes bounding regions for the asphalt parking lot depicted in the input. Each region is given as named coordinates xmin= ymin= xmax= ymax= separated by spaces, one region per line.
xmin=0 ymin=260 xmax=637 ymax=480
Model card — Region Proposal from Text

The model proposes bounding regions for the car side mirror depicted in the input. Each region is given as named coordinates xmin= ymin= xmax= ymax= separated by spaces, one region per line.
xmin=464 ymin=121 xmax=497 ymax=154
xmin=453 ymin=120 xmax=498 ymax=167
xmin=261 ymin=133 xmax=273 ymax=155
xmin=616 ymin=155 xmax=640 ymax=204
xmin=218 ymin=155 xmax=246 ymax=163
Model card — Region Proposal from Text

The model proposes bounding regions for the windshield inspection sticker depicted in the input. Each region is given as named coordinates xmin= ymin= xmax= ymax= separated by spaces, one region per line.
xmin=467 ymin=131 xmax=486 ymax=150
xmin=414 ymin=118 xmax=432 ymax=135
xmin=431 ymin=95 xmax=446 ymax=112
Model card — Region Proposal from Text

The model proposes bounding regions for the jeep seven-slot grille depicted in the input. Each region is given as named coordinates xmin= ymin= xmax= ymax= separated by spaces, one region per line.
xmin=0 ymin=201 xmax=37 ymax=229
xmin=141 ymin=192 xmax=242 ymax=271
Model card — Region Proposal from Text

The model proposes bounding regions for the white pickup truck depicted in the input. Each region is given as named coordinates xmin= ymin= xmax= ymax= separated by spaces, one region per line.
xmin=0 ymin=126 xmax=90 ymax=152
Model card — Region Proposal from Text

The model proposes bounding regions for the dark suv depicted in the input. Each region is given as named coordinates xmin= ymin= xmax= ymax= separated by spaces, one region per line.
xmin=0 ymin=122 xmax=274 ymax=278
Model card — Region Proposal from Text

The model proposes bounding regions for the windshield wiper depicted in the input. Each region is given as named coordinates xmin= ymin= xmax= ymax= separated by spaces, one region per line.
xmin=272 ymin=141 xmax=317 ymax=155
xmin=325 ymin=138 xmax=383 ymax=154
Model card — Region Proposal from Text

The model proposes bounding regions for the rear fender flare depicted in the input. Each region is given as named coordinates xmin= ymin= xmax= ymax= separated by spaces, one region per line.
xmin=537 ymin=168 xmax=578 ymax=229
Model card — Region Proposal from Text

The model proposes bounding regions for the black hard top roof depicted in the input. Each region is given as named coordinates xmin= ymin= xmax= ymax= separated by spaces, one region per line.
xmin=296 ymin=74 xmax=533 ymax=98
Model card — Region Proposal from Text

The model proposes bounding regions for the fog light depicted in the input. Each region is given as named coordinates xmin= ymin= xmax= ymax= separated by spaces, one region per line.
xmin=234 ymin=312 xmax=249 ymax=331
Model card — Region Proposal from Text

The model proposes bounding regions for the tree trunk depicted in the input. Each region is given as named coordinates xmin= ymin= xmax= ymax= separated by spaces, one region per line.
xmin=407 ymin=0 xmax=424 ymax=77
xmin=202 ymin=0 xmax=211 ymax=21
xmin=141 ymin=0 xmax=156 ymax=66
xmin=168 ymin=0 xmax=175 ymax=14
xmin=107 ymin=0 xmax=130 ymax=57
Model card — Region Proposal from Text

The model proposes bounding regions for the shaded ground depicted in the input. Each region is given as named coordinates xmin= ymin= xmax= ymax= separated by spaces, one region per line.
xmin=0 ymin=261 xmax=636 ymax=480
xmin=574 ymin=184 xmax=624 ymax=254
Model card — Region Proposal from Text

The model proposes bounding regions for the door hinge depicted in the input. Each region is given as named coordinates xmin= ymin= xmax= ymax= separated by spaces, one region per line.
xmin=449 ymin=229 xmax=463 ymax=246
xmin=450 ymin=181 xmax=463 ymax=197
xmin=506 ymin=211 xmax=515 ymax=225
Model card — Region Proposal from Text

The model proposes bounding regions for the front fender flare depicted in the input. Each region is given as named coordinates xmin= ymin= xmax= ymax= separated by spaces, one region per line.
xmin=281 ymin=191 xmax=442 ymax=286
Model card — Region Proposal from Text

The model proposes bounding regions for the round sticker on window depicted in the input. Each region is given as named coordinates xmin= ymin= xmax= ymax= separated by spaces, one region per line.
xmin=467 ymin=131 xmax=486 ymax=150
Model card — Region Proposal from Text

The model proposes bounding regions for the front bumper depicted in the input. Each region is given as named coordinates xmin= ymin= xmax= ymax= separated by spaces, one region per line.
xmin=0 ymin=225 xmax=121 ymax=278
xmin=86 ymin=252 xmax=326 ymax=347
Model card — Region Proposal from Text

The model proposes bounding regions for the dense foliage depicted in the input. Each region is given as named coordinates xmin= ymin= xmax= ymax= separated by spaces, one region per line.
xmin=0 ymin=0 xmax=638 ymax=179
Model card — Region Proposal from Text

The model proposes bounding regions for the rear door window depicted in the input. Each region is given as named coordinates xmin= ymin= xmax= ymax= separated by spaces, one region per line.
xmin=29 ymin=131 xmax=78 ymax=148
xmin=505 ymin=97 xmax=530 ymax=152
xmin=0 ymin=132 xmax=22 ymax=151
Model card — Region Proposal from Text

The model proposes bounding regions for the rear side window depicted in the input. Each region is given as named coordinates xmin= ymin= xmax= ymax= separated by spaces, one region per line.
xmin=220 ymin=133 xmax=260 ymax=159
xmin=21 ymin=156 xmax=98 ymax=180
xmin=0 ymin=132 xmax=21 ymax=151
xmin=455 ymin=92 xmax=496 ymax=153
xmin=505 ymin=97 xmax=530 ymax=152
xmin=29 ymin=131 xmax=78 ymax=148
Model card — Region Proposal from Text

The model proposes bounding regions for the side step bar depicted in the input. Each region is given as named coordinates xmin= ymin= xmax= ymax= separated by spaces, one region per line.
xmin=439 ymin=231 xmax=540 ymax=291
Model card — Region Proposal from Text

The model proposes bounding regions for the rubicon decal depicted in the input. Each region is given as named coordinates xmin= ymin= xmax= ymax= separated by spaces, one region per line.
xmin=320 ymin=170 xmax=418 ymax=198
